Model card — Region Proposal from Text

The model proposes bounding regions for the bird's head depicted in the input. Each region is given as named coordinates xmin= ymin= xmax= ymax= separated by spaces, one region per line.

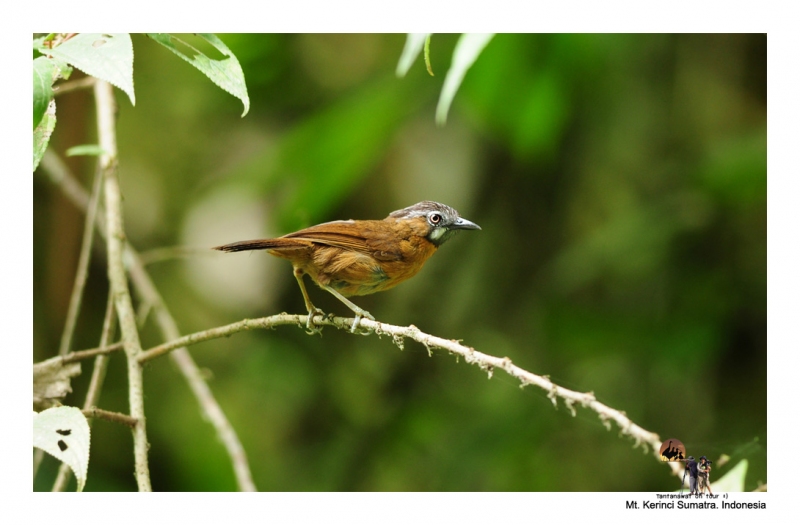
xmin=388 ymin=201 xmax=481 ymax=246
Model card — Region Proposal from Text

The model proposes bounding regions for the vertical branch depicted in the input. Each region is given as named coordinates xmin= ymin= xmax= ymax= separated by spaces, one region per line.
xmin=94 ymin=80 xmax=152 ymax=491
xmin=128 ymin=259 xmax=258 ymax=491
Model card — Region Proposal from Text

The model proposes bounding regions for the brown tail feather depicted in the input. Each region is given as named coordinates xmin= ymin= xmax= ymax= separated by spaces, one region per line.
xmin=213 ymin=238 xmax=311 ymax=252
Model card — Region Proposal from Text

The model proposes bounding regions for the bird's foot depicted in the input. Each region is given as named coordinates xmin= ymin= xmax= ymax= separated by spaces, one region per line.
xmin=350 ymin=310 xmax=375 ymax=334
xmin=305 ymin=307 xmax=326 ymax=335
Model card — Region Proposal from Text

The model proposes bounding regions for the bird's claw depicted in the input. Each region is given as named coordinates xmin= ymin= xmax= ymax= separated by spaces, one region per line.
xmin=305 ymin=308 xmax=326 ymax=335
xmin=350 ymin=310 xmax=375 ymax=334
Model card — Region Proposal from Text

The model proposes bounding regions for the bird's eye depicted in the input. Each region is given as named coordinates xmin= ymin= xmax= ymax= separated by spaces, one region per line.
xmin=429 ymin=213 xmax=442 ymax=225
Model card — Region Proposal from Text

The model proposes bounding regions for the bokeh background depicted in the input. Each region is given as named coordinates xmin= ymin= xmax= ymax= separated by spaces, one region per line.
xmin=33 ymin=33 xmax=766 ymax=491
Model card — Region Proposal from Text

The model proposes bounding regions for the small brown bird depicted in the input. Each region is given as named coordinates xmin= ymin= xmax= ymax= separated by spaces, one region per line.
xmin=214 ymin=201 xmax=480 ymax=331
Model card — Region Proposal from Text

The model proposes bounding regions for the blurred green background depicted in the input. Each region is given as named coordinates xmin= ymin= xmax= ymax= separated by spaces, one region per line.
xmin=33 ymin=33 xmax=766 ymax=491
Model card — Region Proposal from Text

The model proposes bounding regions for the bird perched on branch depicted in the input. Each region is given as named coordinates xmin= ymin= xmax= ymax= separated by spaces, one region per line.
xmin=214 ymin=201 xmax=480 ymax=332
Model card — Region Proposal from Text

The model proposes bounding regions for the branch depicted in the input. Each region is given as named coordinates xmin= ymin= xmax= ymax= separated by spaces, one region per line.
xmin=62 ymin=342 xmax=124 ymax=363
xmin=137 ymin=313 xmax=683 ymax=477
xmin=58 ymin=165 xmax=103 ymax=357
xmin=94 ymin=80 xmax=152 ymax=491
xmin=39 ymin=148 xmax=257 ymax=491
xmin=53 ymin=76 xmax=97 ymax=96
xmin=83 ymin=407 xmax=138 ymax=429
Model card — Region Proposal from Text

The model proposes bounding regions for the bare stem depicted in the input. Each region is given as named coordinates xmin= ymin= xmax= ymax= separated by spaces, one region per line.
xmin=40 ymin=147 xmax=256 ymax=491
xmin=83 ymin=407 xmax=138 ymax=429
xmin=94 ymin=80 xmax=152 ymax=491
xmin=62 ymin=342 xmax=124 ymax=363
xmin=58 ymin=165 xmax=103 ymax=356
xmin=53 ymin=76 xmax=97 ymax=96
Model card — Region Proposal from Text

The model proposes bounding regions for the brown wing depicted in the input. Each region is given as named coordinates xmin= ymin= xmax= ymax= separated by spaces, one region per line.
xmin=284 ymin=220 xmax=387 ymax=255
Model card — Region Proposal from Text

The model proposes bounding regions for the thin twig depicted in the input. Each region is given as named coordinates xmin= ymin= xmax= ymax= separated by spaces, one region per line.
xmin=39 ymin=148 xmax=257 ymax=491
xmin=53 ymin=76 xmax=97 ymax=96
xmin=62 ymin=342 xmax=124 ymax=363
xmin=95 ymin=80 xmax=152 ymax=491
xmin=83 ymin=407 xmax=138 ymax=429
xmin=58 ymin=165 xmax=103 ymax=356
xmin=40 ymin=150 xmax=90 ymax=210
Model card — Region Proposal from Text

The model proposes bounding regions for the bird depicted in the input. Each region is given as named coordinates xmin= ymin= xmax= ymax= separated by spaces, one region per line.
xmin=213 ymin=201 xmax=481 ymax=332
xmin=661 ymin=441 xmax=676 ymax=461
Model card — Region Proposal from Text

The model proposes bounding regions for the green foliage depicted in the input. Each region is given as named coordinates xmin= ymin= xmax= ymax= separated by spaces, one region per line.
xmin=33 ymin=57 xmax=58 ymax=128
xmin=45 ymin=33 xmax=135 ymax=105
xmin=66 ymin=144 xmax=106 ymax=157
xmin=435 ymin=33 xmax=494 ymax=125
xmin=396 ymin=33 xmax=430 ymax=77
xmin=146 ymin=33 xmax=250 ymax=116
xmin=31 ymin=33 xmax=249 ymax=172
xmin=712 ymin=460 xmax=748 ymax=492
xmin=32 ymin=53 xmax=70 ymax=169
xmin=397 ymin=33 xmax=494 ymax=125
xmin=32 ymin=99 xmax=56 ymax=171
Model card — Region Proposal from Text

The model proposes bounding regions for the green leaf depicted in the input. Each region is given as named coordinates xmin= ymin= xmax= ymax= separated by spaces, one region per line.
xmin=712 ymin=459 xmax=748 ymax=492
xmin=33 ymin=99 xmax=57 ymax=171
xmin=33 ymin=57 xmax=56 ymax=129
xmin=396 ymin=33 xmax=431 ymax=77
xmin=146 ymin=33 xmax=250 ymax=117
xmin=435 ymin=33 xmax=494 ymax=126
xmin=424 ymin=35 xmax=433 ymax=76
xmin=50 ymin=56 xmax=73 ymax=80
xmin=66 ymin=144 xmax=107 ymax=157
xmin=47 ymin=33 xmax=135 ymax=105
xmin=33 ymin=406 xmax=91 ymax=491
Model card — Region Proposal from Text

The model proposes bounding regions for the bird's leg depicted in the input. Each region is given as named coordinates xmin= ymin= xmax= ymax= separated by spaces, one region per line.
xmin=320 ymin=285 xmax=375 ymax=333
xmin=293 ymin=267 xmax=325 ymax=334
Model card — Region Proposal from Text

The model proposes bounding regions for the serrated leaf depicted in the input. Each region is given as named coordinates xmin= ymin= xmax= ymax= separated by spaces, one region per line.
xmin=47 ymin=33 xmax=135 ymax=105
xmin=66 ymin=144 xmax=106 ymax=157
xmin=435 ymin=33 xmax=494 ymax=126
xmin=396 ymin=33 xmax=431 ymax=77
xmin=146 ymin=33 xmax=249 ymax=116
xmin=33 ymin=56 xmax=72 ymax=130
xmin=33 ymin=57 xmax=56 ymax=129
xmin=33 ymin=407 xmax=91 ymax=491
xmin=51 ymin=56 xmax=73 ymax=81
xmin=33 ymin=99 xmax=57 ymax=171
xmin=712 ymin=459 xmax=748 ymax=492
